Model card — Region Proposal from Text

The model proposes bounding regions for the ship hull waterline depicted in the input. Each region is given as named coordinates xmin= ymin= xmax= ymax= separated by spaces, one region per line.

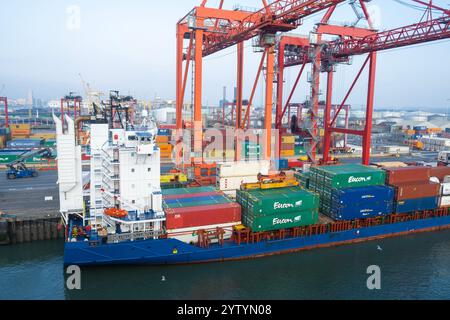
xmin=64 ymin=215 xmax=450 ymax=266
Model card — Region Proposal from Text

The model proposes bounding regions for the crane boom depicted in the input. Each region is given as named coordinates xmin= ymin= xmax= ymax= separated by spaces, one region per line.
xmin=188 ymin=0 xmax=347 ymax=57
xmin=284 ymin=16 xmax=450 ymax=67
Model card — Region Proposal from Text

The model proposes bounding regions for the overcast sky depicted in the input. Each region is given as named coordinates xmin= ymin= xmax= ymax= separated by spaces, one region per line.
xmin=0 ymin=0 xmax=449 ymax=110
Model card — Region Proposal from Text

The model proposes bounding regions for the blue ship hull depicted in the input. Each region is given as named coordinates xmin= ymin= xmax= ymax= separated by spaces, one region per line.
xmin=64 ymin=215 xmax=450 ymax=266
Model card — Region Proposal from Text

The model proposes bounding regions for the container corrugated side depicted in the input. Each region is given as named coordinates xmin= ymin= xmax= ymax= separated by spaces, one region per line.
xmin=162 ymin=186 xmax=216 ymax=196
xmin=384 ymin=166 xmax=430 ymax=185
xmin=395 ymin=182 xmax=440 ymax=200
xmin=440 ymin=196 xmax=450 ymax=208
xmin=246 ymin=209 xmax=319 ymax=232
xmin=245 ymin=187 xmax=319 ymax=216
xmin=332 ymin=185 xmax=395 ymax=205
xmin=165 ymin=203 xmax=241 ymax=229
xmin=330 ymin=202 xmax=394 ymax=221
xmin=395 ymin=197 xmax=439 ymax=214
xmin=163 ymin=195 xmax=231 ymax=209
xmin=430 ymin=167 xmax=450 ymax=182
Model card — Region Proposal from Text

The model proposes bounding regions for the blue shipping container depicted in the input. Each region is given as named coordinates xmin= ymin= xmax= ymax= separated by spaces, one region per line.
xmin=413 ymin=126 xmax=427 ymax=131
xmin=330 ymin=202 xmax=394 ymax=221
xmin=158 ymin=129 xmax=171 ymax=136
xmin=276 ymin=159 xmax=289 ymax=170
xmin=6 ymin=139 xmax=44 ymax=149
xmin=395 ymin=197 xmax=439 ymax=214
xmin=332 ymin=186 xmax=395 ymax=206
xmin=330 ymin=186 xmax=395 ymax=220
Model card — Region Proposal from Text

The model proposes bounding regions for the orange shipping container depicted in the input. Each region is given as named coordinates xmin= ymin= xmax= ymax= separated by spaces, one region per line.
xmin=156 ymin=136 xmax=169 ymax=143
xmin=281 ymin=150 xmax=295 ymax=157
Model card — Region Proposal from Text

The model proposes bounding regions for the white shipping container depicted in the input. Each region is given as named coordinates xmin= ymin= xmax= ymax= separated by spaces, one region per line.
xmin=218 ymin=175 xmax=259 ymax=191
xmin=442 ymin=183 xmax=450 ymax=196
xmin=167 ymin=222 xmax=240 ymax=244
xmin=440 ymin=196 xmax=450 ymax=208
xmin=217 ymin=160 xmax=270 ymax=178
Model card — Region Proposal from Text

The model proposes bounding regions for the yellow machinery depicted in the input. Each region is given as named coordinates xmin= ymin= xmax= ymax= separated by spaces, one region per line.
xmin=241 ymin=172 xmax=299 ymax=191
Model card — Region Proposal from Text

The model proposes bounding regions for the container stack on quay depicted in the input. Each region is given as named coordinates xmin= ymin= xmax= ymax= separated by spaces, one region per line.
xmin=236 ymin=187 xmax=319 ymax=232
xmin=420 ymin=137 xmax=450 ymax=152
xmin=384 ymin=167 xmax=440 ymax=214
xmin=156 ymin=129 xmax=173 ymax=160
xmin=216 ymin=160 xmax=270 ymax=197
xmin=280 ymin=135 xmax=296 ymax=158
xmin=294 ymin=136 xmax=308 ymax=156
xmin=163 ymin=186 xmax=242 ymax=243
xmin=308 ymin=164 xmax=387 ymax=218
xmin=9 ymin=124 xmax=31 ymax=139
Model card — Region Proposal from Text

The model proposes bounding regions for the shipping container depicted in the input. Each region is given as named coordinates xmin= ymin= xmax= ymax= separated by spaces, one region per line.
xmin=330 ymin=202 xmax=394 ymax=221
xmin=242 ymin=187 xmax=319 ymax=216
xmin=281 ymin=150 xmax=295 ymax=157
xmin=165 ymin=203 xmax=241 ymax=230
xmin=245 ymin=209 xmax=319 ymax=232
xmin=275 ymin=159 xmax=289 ymax=170
xmin=6 ymin=139 xmax=44 ymax=149
xmin=442 ymin=183 xmax=450 ymax=196
xmin=384 ymin=166 xmax=430 ymax=185
xmin=164 ymin=194 xmax=232 ymax=208
xmin=440 ymin=196 xmax=450 ymax=208
xmin=395 ymin=197 xmax=438 ymax=214
xmin=430 ymin=167 xmax=450 ymax=182
xmin=162 ymin=186 xmax=216 ymax=197
xmin=310 ymin=164 xmax=386 ymax=189
xmin=156 ymin=136 xmax=170 ymax=144
xmin=394 ymin=181 xmax=440 ymax=200
xmin=282 ymin=136 xmax=296 ymax=144
xmin=332 ymin=185 xmax=395 ymax=206
xmin=217 ymin=175 xmax=259 ymax=192
xmin=217 ymin=160 xmax=270 ymax=178
xmin=157 ymin=129 xmax=171 ymax=136
xmin=167 ymin=222 xmax=240 ymax=243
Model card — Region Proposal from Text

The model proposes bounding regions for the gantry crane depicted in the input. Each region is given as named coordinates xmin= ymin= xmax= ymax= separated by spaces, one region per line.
xmin=176 ymin=0 xmax=349 ymax=164
xmin=176 ymin=0 xmax=450 ymax=167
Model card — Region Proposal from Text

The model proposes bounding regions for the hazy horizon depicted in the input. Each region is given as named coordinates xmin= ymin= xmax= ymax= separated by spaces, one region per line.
xmin=1 ymin=0 xmax=449 ymax=110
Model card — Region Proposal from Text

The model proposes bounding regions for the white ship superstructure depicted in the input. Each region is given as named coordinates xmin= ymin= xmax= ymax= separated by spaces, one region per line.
xmin=55 ymin=107 xmax=166 ymax=242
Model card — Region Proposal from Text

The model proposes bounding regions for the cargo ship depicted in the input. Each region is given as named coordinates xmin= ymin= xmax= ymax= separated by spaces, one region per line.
xmin=55 ymin=101 xmax=450 ymax=266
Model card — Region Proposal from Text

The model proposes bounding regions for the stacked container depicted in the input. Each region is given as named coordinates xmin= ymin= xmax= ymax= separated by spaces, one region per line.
xmin=308 ymin=164 xmax=387 ymax=218
xmin=6 ymin=138 xmax=44 ymax=149
xmin=281 ymin=135 xmax=295 ymax=157
xmin=330 ymin=186 xmax=395 ymax=220
xmin=241 ymin=141 xmax=261 ymax=160
xmin=163 ymin=186 xmax=242 ymax=243
xmin=429 ymin=167 xmax=450 ymax=208
xmin=156 ymin=129 xmax=172 ymax=160
xmin=237 ymin=187 xmax=319 ymax=232
xmin=384 ymin=167 xmax=440 ymax=214
xmin=10 ymin=124 xmax=31 ymax=139
xmin=216 ymin=160 xmax=270 ymax=197
xmin=295 ymin=137 xmax=307 ymax=156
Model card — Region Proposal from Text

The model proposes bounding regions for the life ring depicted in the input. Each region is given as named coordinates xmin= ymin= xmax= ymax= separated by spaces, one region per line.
xmin=104 ymin=208 xmax=128 ymax=219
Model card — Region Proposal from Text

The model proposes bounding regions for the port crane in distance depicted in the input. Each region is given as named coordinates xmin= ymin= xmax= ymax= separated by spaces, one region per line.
xmin=6 ymin=148 xmax=55 ymax=180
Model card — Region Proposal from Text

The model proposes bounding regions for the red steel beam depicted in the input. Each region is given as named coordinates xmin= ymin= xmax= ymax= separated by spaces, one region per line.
xmin=200 ymin=0 xmax=347 ymax=57
xmin=242 ymin=50 xmax=267 ymax=129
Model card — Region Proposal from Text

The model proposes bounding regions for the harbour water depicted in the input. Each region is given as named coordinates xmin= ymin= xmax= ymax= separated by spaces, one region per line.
xmin=1 ymin=230 xmax=450 ymax=300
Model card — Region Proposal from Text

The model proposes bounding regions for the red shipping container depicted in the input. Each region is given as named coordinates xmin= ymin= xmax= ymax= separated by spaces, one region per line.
xmin=165 ymin=203 xmax=241 ymax=230
xmin=385 ymin=167 xmax=430 ymax=185
xmin=394 ymin=181 xmax=440 ymax=200
xmin=429 ymin=167 xmax=450 ymax=182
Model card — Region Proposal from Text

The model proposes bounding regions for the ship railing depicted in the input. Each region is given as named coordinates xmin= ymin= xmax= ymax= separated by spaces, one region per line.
xmin=106 ymin=230 xmax=164 ymax=244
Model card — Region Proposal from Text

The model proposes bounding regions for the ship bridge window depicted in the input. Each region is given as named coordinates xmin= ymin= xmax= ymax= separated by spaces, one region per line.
xmin=128 ymin=135 xmax=137 ymax=141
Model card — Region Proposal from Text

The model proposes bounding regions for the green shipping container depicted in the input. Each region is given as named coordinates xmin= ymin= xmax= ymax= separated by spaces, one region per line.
xmin=241 ymin=187 xmax=319 ymax=216
xmin=246 ymin=209 xmax=319 ymax=232
xmin=311 ymin=165 xmax=386 ymax=189
xmin=162 ymin=186 xmax=216 ymax=196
